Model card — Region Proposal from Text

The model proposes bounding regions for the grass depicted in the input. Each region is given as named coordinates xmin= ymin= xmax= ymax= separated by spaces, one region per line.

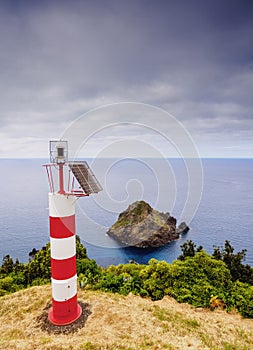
xmin=152 ymin=304 xmax=200 ymax=329
xmin=0 ymin=286 xmax=253 ymax=349
xmin=111 ymin=218 xmax=130 ymax=229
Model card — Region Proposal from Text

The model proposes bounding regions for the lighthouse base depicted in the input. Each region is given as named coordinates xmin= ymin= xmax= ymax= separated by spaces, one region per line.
xmin=48 ymin=303 xmax=82 ymax=326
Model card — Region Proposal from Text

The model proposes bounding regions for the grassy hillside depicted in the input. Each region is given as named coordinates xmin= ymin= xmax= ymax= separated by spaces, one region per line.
xmin=0 ymin=285 xmax=253 ymax=350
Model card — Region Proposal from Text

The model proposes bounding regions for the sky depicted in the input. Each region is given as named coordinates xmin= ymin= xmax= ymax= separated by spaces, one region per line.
xmin=0 ymin=0 xmax=253 ymax=158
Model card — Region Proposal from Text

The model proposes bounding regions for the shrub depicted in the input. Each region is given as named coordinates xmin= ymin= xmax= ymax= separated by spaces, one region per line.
xmin=230 ymin=281 xmax=253 ymax=318
xmin=1 ymin=239 xmax=253 ymax=319
xmin=77 ymin=258 xmax=102 ymax=287
xmin=0 ymin=276 xmax=20 ymax=294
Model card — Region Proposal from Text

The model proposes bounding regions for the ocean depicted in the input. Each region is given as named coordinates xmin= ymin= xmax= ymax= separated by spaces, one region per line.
xmin=0 ymin=158 xmax=252 ymax=267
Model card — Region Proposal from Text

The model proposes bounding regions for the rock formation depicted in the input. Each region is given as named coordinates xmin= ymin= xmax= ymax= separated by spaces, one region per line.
xmin=107 ymin=201 xmax=188 ymax=248
xmin=176 ymin=222 xmax=190 ymax=235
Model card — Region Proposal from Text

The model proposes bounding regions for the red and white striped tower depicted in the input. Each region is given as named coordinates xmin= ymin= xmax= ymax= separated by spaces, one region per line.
xmin=48 ymin=192 xmax=82 ymax=325
xmin=46 ymin=141 xmax=81 ymax=326
xmin=44 ymin=140 xmax=102 ymax=325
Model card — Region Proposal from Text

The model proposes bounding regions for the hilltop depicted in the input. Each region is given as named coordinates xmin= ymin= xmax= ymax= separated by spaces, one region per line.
xmin=1 ymin=285 xmax=253 ymax=350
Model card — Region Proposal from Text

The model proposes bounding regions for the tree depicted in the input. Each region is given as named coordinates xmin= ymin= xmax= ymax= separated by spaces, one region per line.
xmin=0 ymin=255 xmax=14 ymax=275
xmin=25 ymin=243 xmax=51 ymax=285
xmin=212 ymin=240 xmax=253 ymax=284
xmin=28 ymin=248 xmax=39 ymax=261
xmin=76 ymin=235 xmax=88 ymax=260
xmin=178 ymin=240 xmax=203 ymax=260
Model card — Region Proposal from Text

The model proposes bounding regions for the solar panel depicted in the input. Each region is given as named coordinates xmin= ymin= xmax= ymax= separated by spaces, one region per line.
xmin=68 ymin=161 xmax=103 ymax=194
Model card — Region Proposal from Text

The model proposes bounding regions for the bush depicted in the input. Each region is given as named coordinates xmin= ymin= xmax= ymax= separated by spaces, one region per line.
xmin=140 ymin=252 xmax=232 ymax=304
xmin=0 ymin=238 xmax=88 ymax=294
xmin=0 ymin=276 xmax=21 ymax=294
xmin=96 ymin=271 xmax=126 ymax=293
xmin=96 ymin=263 xmax=146 ymax=296
xmin=94 ymin=252 xmax=233 ymax=306
xmin=140 ymin=259 xmax=172 ymax=300
xmin=1 ymin=239 xmax=253 ymax=319
xmin=77 ymin=258 xmax=102 ymax=287
xmin=230 ymin=281 xmax=253 ymax=318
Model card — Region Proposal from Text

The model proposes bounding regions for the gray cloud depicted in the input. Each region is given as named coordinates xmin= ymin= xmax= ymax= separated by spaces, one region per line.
xmin=0 ymin=0 xmax=252 ymax=157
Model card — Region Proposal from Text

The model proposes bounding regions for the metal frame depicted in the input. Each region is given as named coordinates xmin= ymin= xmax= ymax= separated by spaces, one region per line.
xmin=45 ymin=141 xmax=102 ymax=196
xmin=49 ymin=140 xmax=68 ymax=164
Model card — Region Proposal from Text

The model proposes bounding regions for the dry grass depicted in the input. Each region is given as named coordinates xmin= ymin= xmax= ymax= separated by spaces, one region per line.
xmin=0 ymin=285 xmax=253 ymax=349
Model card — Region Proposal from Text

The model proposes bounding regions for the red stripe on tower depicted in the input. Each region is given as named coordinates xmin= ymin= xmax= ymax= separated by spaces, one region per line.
xmin=50 ymin=215 xmax=75 ymax=238
xmin=48 ymin=193 xmax=82 ymax=325
xmin=51 ymin=256 xmax=76 ymax=280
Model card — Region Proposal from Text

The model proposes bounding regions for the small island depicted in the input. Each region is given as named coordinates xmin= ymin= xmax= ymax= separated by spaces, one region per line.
xmin=107 ymin=200 xmax=189 ymax=248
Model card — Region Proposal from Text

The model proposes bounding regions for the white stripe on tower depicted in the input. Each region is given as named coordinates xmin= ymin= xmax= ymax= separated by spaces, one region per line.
xmin=48 ymin=193 xmax=82 ymax=325
xmin=50 ymin=236 xmax=76 ymax=260
xmin=49 ymin=193 xmax=75 ymax=217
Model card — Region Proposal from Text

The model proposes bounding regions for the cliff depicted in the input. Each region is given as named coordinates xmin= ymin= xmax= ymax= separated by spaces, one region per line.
xmin=107 ymin=200 xmax=181 ymax=248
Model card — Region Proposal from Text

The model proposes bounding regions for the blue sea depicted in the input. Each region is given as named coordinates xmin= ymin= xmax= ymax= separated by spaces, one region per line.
xmin=0 ymin=158 xmax=252 ymax=267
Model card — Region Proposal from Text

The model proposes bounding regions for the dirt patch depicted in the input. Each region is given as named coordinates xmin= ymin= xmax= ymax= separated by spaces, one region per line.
xmin=36 ymin=301 xmax=92 ymax=335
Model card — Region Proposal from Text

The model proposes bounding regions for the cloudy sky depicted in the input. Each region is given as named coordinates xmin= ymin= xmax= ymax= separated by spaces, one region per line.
xmin=0 ymin=0 xmax=252 ymax=158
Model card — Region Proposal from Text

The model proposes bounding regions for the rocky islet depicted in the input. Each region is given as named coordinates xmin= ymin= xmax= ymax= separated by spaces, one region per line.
xmin=107 ymin=200 xmax=189 ymax=248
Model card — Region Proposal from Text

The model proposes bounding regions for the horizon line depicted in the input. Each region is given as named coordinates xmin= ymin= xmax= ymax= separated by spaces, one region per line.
xmin=0 ymin=157 xmax=252 ymax=160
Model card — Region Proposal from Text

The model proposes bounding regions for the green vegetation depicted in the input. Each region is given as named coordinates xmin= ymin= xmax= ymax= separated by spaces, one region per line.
xmin=0 ymin=235 xmax=87 ymax=295
xmin=111 ymin=218 xmax=131 ymax=229
xmin=212 ymin=240 xmax=253 ymax=284
xmin=132 ymin=201 xmax=151 ymax=217
xmin=1 ymin=238 xmax=253 ymax=318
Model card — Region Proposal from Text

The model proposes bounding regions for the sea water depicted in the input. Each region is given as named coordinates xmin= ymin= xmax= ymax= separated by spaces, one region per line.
xmin=0 ymin=158 xmax=252 ymax=266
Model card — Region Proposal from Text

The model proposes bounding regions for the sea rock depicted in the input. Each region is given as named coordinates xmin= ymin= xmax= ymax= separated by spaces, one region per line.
xmin=107 ymin=201 xmax=180 ymax=248
xmin=176 ymin=222 xmax=190 ymax=235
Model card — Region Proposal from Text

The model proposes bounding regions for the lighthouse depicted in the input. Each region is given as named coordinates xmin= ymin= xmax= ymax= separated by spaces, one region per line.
xmin=44 ymin=140 xmax=102 ymax=325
